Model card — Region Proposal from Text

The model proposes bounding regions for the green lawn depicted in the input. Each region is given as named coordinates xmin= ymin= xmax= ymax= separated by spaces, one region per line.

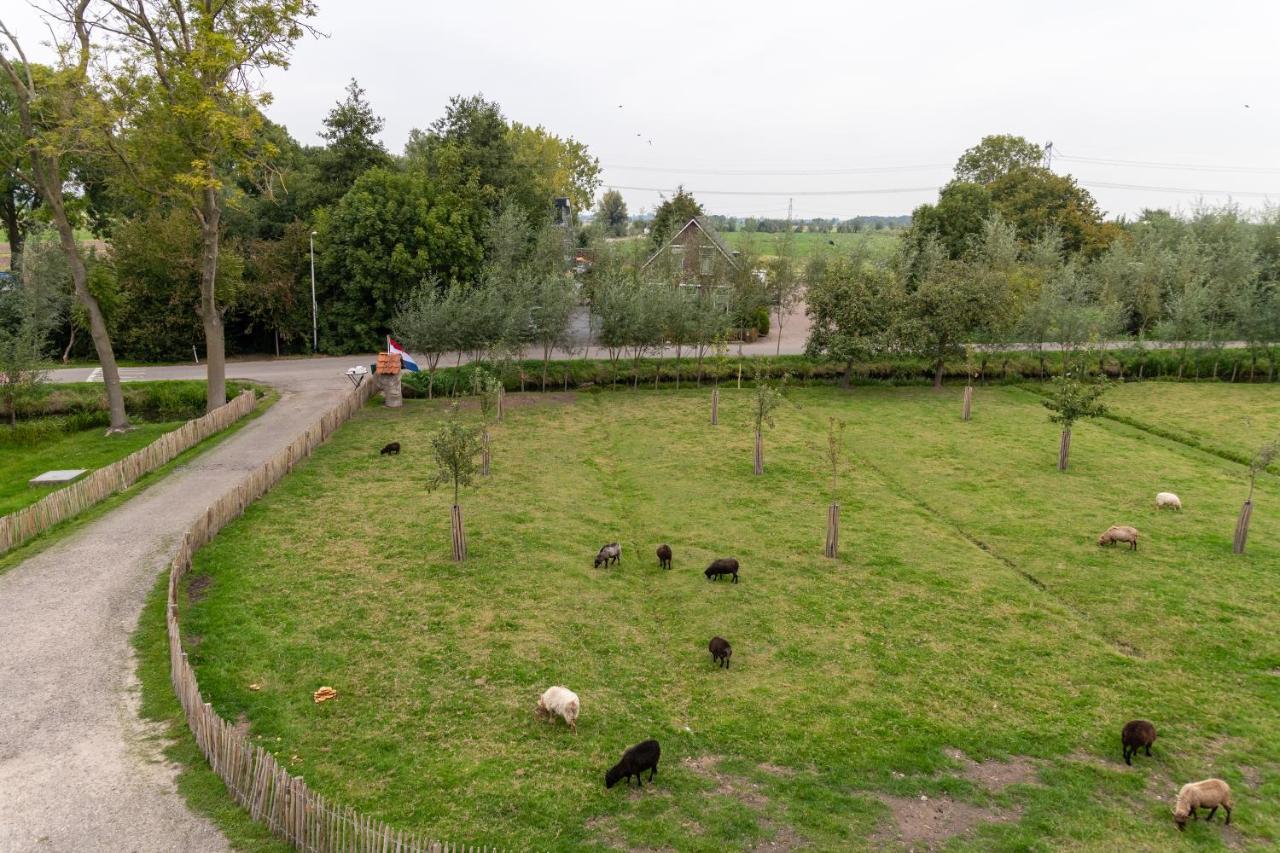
xmin=1105 ymin=382 xmax=1280 ymax=467
xmin=0 ymin=421 xmax=184 ymax=515
xmin=179 ymin=385 xmax=1278 ymax=851
xmin=720 ymin=229 xmax=903 ymax=259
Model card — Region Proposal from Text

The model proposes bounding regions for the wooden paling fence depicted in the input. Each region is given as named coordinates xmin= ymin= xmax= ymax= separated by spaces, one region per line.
xmin=0 ymin=390 xmax=258 ymax=556
xmin=166 ymin=381 xmax=496 ymax=852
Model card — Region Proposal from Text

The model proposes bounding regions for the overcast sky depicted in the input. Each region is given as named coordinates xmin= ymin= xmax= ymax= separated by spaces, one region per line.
xmin=7 ymin=0 xmax=1280 ymax=219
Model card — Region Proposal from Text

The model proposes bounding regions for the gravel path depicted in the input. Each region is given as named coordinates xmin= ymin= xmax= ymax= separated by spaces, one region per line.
xmin=0 ymin=376 xmax=350 ymax=852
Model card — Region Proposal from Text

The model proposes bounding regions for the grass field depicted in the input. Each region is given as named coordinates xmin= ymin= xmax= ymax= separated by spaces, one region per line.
xmin=0 ymin=420 xmax=185 ymax=515
xmin=719 ymin=230 xmax=903 ymax=259
xmin=178 ymin=383 xmax=1279 ymax=851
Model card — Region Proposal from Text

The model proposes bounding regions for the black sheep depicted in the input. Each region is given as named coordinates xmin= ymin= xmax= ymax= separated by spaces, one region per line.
xmin=1121 ymin=720 xmax=1156 ymax=766
xmin=605 ymin=739 xmax=661 ymax=789
xmin=379 ymin=441 xmax=401 ymax=456
xmin=709 ymin=636 xmax=732 ymax=668
xmin=656 ymin=544 xmax=672 ymax=570
xmin=704 ymin=558 xmax=739 ymax=583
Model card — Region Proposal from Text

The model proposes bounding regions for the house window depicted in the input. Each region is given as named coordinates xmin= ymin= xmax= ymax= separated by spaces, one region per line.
xmin=670 ymin=246 xmax=685 ymax=266
xmin=700 ymin=247 xmax=715 ymax=275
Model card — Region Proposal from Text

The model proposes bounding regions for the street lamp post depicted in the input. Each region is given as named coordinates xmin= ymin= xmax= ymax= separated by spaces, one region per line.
xmin=309 ymin=230 xmax=318 ymax=352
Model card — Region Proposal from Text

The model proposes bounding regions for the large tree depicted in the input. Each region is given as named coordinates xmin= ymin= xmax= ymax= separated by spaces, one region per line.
xmin=954 ymin=134 xmax=1045 ymax=185
xmin=317 ymin=167 xmax=485 ymax=351
xmin=907 ymin=181 xmax=993 ymax=259
xmin=804 ymin=252 xmax=896 ymax=386
xmin=596 ymin=189 xmax=628 ymax=237
xmin=649 ymin=186 xmax=703 ymax=247
xmin=100 ymin=0 xmax=317 ymax=412
xmin=312 ymin=78 xmax=392 ymax=209
xmin=0 ymin=12 xmax=131 ymax=432
xmin=989 ymin=167 xmax=1116 ymax=256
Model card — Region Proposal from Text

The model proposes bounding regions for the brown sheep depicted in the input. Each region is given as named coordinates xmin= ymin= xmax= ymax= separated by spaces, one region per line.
xmin=1173 ymin=778 xmax=1232 ymax=830
xmin=1121 ymin=720 xmax=1156 ymax=765
xmin=656 ymin=544 xmax=672 ymax=570
xmin=1098 ymin=525 xmax=1139 ymax=550
xmin=709 ymin=636 xmax=732 ymax=668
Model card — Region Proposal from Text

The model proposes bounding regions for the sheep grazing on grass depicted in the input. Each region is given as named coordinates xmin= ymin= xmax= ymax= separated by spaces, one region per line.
xmin=1121 ymin=720 xmax=1156 ymax=765
xmin=534 ymin=685 xmax=579 ymax=734
xmin=594 ymin=542 xmax=621 ymax=568
xmin=705 ymin=558 xmax=739 ymax=583
xmin=1156 ymin=492 xmax=1183 ymax=511
xmin=709 ymin=636 xmax=732 ymax=668
xmin=605 ymin=739 xmax=661 ymax=789
xmin=1173 ymin=778 xmax=1232 ymax=831
xmin=656 ymin=544 xmax=672 ymax=570
xmin=379 ymin=441 xmax=401 ymax=456
xmin=1098 ymin=525 xmax=1139 ymax=550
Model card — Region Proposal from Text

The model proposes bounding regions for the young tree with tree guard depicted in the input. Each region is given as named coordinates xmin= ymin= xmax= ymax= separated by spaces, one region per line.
xmin=1234 ymin=436 xmax=1278 ymax=555
xmin=427 ymin=406 xmax=482 ymax=561
xmin=1041 ymin=375 xmax=1109 ymax=471
xmin=824 ymin=417 xmax=846 ymax=557
xmin=750 ymin=367 xmax=788 ymax=475
xmin=0 ymin=13 xmax=131 ymax=432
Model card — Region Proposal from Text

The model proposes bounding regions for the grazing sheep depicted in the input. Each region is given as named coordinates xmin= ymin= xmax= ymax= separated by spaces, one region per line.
xmin=1098 ymin=525 xmax=1139 ymax=550
xmin=1121 ymin=720 xmax=1156 ymax=765
xmin=709 ymin=636 xmax=732 ymax=668
xmin=1173 ymin=778 xmax=1232 ymax=831
xmin=704 ymin=558 xmax=740 ymax=583
xmin=1156 ymin=492 xmax=1183 ymax=511
xmin=656 ymin=544 xmax=672 ymax=570
xmin=594 ymin=542 xmax=621 ymax=568
xmin=534 ymin=685 xmax=579 ymax=734
xmin=605 ymin=739 xmax=661 ymax=789
xmin=379 ymin=441 xmax=401 ymax=456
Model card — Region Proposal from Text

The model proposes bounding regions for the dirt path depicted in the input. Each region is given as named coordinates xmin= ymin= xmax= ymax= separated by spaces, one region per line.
xmin=0 ymin=377 xmax=350 ymax=852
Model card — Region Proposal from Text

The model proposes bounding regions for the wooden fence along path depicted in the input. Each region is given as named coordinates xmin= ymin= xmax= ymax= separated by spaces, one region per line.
xmin=0 ymin=390 xmax=258 ymax=556
xmin=166 ymin=381 xmax=495 ymax=852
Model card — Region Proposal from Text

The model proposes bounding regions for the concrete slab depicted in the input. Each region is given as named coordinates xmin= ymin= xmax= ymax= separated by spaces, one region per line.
xmin=28 ymin=469 xmax=88 ymax=487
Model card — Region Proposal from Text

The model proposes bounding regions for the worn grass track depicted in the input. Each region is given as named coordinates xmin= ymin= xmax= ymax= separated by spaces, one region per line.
xmin=180 ymin=385 xmax=1278 ymax=851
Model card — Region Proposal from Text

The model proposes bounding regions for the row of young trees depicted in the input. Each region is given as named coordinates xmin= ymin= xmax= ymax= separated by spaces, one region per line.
xmin=806 ymin=211 xmax=1280 ymax=389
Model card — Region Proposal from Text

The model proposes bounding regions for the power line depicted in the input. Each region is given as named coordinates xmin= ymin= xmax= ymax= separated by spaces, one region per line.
xmin=1078 ymin=180 xmax=1277 ymax=199
xmin=605 ymin=184 xmax=939 ymax=197
xmin=1058 ymin=153 xmax=1280 ymax=174
xmin=602 ymin=163 xmax=949 ymax=176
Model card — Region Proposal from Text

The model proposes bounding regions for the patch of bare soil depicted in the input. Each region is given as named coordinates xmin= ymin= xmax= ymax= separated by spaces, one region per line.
xmin=231 ymin=712 xmax=250 ymax=738
xmin=942 ymin=748 xmax=1040 ymax=792
xmin=682 ymin=755 xmax=808 ymax=848
xmin=873 ymin=793 xmax=1022 ymax=850
xmin=1238 ymin=766 xmax=1262 ymax=790
xmin=186 ymin=574 xmax=212 ymax=603
xmin=758 ymin=762 xmax=796 ymax=778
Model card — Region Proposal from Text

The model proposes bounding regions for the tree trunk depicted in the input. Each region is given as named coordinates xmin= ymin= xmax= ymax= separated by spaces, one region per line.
xmin=1 ymin=187 xmax=23 ymax=261
xmin=1233 ymin=499 xmax=1252 ymax=555
xmin=824 ymin=502 xmax=840 ymax=558
xmin=61 ymin=322 xmax=77 ymax=363
xmin=450 ymin=503 xmax=467 ymax=561
xmin=47 ymin=188 xmax=130 ymax=433
xmin=933 ymin=359 xmax=944 ymax=389
xmin=497 ymin=387 xmax=505 ymax=421
xmin=1058 ymin=427 xmax=1072 ymax=471
xmin=711 ymin=386 xmax=719 ymax=425
xmin=753 ymin=429 xmax=764 ymax=475
xmin=841 ymin=359 xmax=853 ymax=389
xmin=198 ymin=185 xmax=226 ymax=413
xmin=962 ymin=385 xmax=973 ymax=421
xmin=481 ymin=429 xmax=491 ymax=476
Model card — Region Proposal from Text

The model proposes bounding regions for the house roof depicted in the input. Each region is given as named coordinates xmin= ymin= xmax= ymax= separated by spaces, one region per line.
xmin=641 ymin=217 xmax=739 ymax=272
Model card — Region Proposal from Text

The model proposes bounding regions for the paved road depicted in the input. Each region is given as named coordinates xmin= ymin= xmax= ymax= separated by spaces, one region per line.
xmin=0 ymin=371 xmax=352 ymax=852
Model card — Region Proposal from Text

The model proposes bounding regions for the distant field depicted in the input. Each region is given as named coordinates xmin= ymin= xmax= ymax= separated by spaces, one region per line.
xmin=179 ymin=383 xmax=1279 ymax=851
xmin=720 ymin=229 xmax=904 ymax=259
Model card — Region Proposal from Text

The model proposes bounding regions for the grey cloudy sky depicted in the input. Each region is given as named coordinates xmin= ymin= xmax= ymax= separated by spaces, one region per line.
xmin=8 ymin=0 xmax=1280 ymax=219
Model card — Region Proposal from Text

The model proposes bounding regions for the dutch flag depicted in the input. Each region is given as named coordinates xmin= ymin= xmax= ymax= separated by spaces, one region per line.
xmin=386 ymin=336 xmax=420 ymax=372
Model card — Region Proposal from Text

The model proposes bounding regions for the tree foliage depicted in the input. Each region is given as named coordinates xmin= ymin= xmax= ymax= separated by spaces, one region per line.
xmin=954 ymin=134 xmax=1046 ymax=185
xmin=426 ymin=406 xmax=482 ymax=506
xmin=596 ymin=189 xmax=628 ymax=237
xmin=650 ymin=186 xmax=703 ymax=247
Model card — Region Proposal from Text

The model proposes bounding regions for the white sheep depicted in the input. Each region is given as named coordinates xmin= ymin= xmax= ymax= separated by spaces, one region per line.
xmin=1155 ymin=492 xmax=1183 ymax=511
xmin=534 ymin=685 xmax=580 ymax=733
xmin=1173 ymin=778 xmax=1232 ymax=830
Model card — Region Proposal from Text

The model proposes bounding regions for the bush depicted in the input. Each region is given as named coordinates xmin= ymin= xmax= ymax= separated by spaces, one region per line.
xmin=1 ymin=380 xmax=260 ymax=434
xmin=754 ymin=306 xmax=770 ymax=337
